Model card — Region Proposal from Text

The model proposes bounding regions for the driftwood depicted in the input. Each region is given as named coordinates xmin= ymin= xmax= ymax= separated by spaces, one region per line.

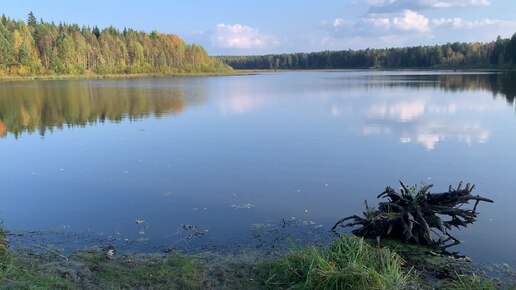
xmin=331 ymin=181 xmax=493 ymax=249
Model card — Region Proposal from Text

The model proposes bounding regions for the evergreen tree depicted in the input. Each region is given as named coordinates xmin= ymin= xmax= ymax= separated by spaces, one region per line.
xmin=506 ymin=33 xmax=516 ymax=65
xmin=27 ymin=11 xmax=37 ymax=27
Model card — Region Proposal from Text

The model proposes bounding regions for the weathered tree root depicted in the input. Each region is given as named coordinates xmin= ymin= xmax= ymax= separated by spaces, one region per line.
xmin=331 ymin=181 xmax=493 ymax=250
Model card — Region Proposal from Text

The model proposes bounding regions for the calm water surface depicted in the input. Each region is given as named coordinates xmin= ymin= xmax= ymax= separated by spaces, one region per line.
xmin=1 ymin=71 xmax=515 ymax=266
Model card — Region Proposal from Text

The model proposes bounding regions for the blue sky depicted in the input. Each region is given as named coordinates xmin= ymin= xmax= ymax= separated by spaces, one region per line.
xmin=2 ymin=0 xmax=516 ymax=55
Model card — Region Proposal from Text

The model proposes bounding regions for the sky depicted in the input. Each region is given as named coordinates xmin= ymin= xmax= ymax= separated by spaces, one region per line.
xmin=2 ymin=0 xmax=516 ymax=55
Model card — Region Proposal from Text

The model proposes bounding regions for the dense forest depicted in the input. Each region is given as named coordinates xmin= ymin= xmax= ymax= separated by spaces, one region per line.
xmin=0 ymin=12 xmax=230 ymax=76
xmin=219 ymin=34 xmax=516 ymax=70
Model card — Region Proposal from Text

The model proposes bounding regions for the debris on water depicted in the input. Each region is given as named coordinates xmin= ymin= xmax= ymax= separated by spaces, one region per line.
xmin=191 ymin=207 xmax=208 ymax=211
xmin=138 ymin=230 xmax=145 ymax=235
xmin=59 ymin=168 xmax=64 ymax=171
xmin=230 ymin=203 xmax=254 ymax=209
xmin=180 ymin=224 xmax=208 ymax=239
xmin=304 ymin=209 xmax=308 ymax=213
xmin=324 ymin=183 xmax=328 ymax=187
xmin=102 ymin=245 xmax=116 ymax=259
xmin=303 ymin=220 xmax=316 ymax=225
xmin=135 ymin=219 xmax=145 ymax=224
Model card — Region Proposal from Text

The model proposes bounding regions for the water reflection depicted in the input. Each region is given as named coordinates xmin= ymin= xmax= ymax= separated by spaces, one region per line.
xmin=361 ymin=119 xmax=489 ymax=150
xmin=219 ymin=94 xmax=268 ymax=115
xmin=0 ymin=78 xmax=207 ymax=137
xmin=336 ymin=72 xmax=516 ymax=101
xmin=338 ymin=72 xmax=515 ymax=150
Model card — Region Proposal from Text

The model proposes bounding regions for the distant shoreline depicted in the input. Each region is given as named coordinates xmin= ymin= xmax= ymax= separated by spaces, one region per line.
xmin=234 ymin=67 xmax=511 ymax=73
xmin=0 ymin=71 xmax=242 ymax=82
xmin=1 ymin=69 xmax=513 ymax=83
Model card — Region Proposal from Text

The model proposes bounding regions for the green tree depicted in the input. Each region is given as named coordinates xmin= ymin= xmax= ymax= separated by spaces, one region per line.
xmin=505 ymin=33 xmax=516 ymax=65
xmin=27 ymin=11 xmax=37 ymax=27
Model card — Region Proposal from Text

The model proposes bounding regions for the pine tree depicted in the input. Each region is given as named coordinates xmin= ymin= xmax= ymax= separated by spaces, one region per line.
xmin=27 ymin=11 xmax=37 ymax=27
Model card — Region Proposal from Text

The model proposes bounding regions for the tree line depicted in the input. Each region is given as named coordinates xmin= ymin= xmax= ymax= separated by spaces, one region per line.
xmin=0 ymin=12 xmax=230 ymax=77
xmin=219 ymin=34 xmax=516 ymax=70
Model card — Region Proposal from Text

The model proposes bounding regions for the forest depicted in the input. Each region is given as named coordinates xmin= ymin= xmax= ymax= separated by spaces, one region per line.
xmin=219 ymin=34 xmax=516 ymax=70
xmin=0 ymin=12 xmax=230 ymax=76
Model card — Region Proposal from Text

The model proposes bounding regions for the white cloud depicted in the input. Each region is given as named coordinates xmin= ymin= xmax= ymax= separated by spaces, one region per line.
xmin=319 ymin=8 xmax=516 ymax=49
xmin=363 ymin=10 xmax=430 ymax=32
xmin=313 ymin=0 xmax=500 ymax=51
xmin=430 ymin=0 xmax=490 ymax=8
xmin=429 ymin=17 xmax=516 ymax=41
xmin=332 ymin=18 xmax=353 ymax=28
xmin=364 ymin=0 xmax=490 ymax=12
xmin=211 ymin=23 xmax=278 ymax=49
xmin=326 ymin=9 xmax=429 ymax=38
xmin=433 ymin=17 xmax=501 ymax=29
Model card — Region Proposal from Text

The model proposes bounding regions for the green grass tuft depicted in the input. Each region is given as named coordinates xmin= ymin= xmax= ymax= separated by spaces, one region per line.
xmin=267 ymin=234 xmax=414 ymax=290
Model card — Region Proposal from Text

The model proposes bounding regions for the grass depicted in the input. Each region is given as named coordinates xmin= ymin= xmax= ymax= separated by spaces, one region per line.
xmin=267 ymin=234 xmax=414 ymax=290
xmin=39 ymin=249 xmax=205 ymax=289
xmin=439 ymin=273 xmax=500 ymax=290
xmin=0 ymin=226 xmax=72 ymax=289
xmin=0 ymin=253 xmax=72 ymax=290
xmin=92 ymin=255 xmax=202 ymax=289
xmin=0 ymin=224 xmax=512 ymax=289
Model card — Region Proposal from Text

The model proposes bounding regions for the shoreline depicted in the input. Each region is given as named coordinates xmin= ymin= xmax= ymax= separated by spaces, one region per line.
xmin=235 ymin=67 xmax=513 ymax=73
xmin=1 ymin=224 xmax=515 ymax=289
xmin=0 ymin=222 xmax=516 ymax=290
xmin=0 ymin=68 xmax=512 ymax=83
xmin=0 ymin=71 xmax=242 ymax=82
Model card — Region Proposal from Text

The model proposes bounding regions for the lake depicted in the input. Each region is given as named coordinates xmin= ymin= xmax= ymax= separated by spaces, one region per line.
xmin=1 ymin=71 xmax=515 ymax=266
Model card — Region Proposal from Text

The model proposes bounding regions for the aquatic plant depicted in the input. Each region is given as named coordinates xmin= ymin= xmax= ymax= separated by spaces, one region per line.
xmin=332 ymin=181 xmax=493 ymax=250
